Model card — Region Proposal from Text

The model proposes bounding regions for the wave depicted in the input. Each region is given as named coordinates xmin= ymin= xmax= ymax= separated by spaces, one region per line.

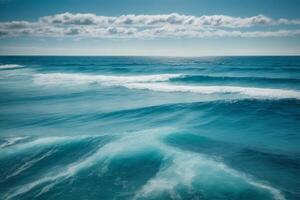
xmin=36 ymin=73 xmax=300 ymax=87
xmin=32 ymin=73 xmax=300 ymax=100
xmin=0 ymin=64 xmax=23 ymax=70
xmin=4 ymin=149 xmax=56 ymax=180
xmin=0 ymin=136 xmax=29 ymax=149
xmin=0 ymin=136 xmax=90 ymax=157
xmin=2 ymin=130 xmax=285 ymax=200
xmin=1 ymin=129 xmax=167 ymax=200
xmin=174 ymin=74 xmax=300 ymax=85
xmin=123 ymin=83 xmax=300 ymax=99
xmin=209 ymin=66 xmax=300 ymax=72
xmin=34 ymin=73 xmax=184 ymax=85
xmin=135 ymin=148 xmax=285 ymax=200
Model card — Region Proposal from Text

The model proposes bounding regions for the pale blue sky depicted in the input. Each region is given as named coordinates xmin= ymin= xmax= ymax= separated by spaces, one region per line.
xmin=0 ymin=0 xmax=300 ymax=56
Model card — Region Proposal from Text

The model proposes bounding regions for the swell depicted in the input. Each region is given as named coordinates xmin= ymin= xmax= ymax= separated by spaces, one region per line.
xmin=165 ymin=133 xmax=300 ymax=199
xmin=0 ymin=135 xmax=101 ymax=158
xmin=76 ymin=98 xmax=300 ymax=122
xmin=0 ymin=130 xmax=286 ymax=200
xmin=207 ymin=66 xmax=300 ymax=72
xmin=7 ymin=99 xmax=298 ymax=134
xmin=0 ymin=135 xmax=111 ymax=196
xmin=4 ymin=149 xmax=56 ymax=180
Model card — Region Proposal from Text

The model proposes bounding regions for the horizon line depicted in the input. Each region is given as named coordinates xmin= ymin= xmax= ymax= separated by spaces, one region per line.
xmin=0 ymin=54 xmax=300 ymax=57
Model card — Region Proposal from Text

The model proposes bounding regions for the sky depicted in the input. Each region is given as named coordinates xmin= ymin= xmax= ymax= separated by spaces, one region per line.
xmin=0 ymin=0 xmax=300 ymax=56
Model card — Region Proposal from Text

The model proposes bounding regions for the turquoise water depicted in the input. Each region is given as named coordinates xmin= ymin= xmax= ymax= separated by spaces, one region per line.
xmin=0 ymin=56 xmax=299 ymax=200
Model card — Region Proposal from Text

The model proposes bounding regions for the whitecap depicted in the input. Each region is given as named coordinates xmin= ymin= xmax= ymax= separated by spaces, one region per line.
xmin=123 ymin=82 xmax=300 ymax=99
xmin=0 ymin=64 xmax=23 ymax=70
xmin=33 ymin=72 xmax=300 ymax=99
xmin=33 ymin=73 xmax=183 ymax=86
xmin=134 ymin=145 xmax=286 ymax=200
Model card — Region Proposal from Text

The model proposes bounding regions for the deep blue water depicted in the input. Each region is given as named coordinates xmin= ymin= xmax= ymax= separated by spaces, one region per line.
xmin=0 ymin=56 xmax=299 ymax=200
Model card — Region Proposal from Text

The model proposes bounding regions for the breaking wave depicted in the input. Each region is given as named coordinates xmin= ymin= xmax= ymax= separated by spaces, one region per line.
xmin=124 ymin=82 xmax=300 ymax=99
xmin=34 ymin=73 xmax=183 ymax=85
xmin=33 ymin=73 xmax=300 ymax=99
xmin=0 ymin=64 xmax=23 ymax=70
xmin=1 ymin=130 xmax=285 ymax=200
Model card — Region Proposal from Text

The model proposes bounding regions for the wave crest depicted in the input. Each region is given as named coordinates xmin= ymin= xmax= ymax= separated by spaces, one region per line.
xmin=0 ymin=64 xmax=23 ymax=70
xmin=34 ymin=73 xmax=183 ymax=85
xmin=124 ymin=83 xmax=300 ymax=99
xmin=33 ymin=72 xmax=300 ymax=99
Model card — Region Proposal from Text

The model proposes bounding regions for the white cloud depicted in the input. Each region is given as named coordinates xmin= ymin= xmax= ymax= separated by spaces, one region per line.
xmin=38 ymin=12 xmax=300 ymax=27
xmin=1 ymin=13 xmax=300 ymax=38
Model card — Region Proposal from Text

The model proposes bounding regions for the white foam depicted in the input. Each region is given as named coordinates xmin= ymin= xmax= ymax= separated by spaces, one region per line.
xmin=33 ymin=72 xmax=300 ymax=99
xmin=2 ymin=129 xmax=168 ymax=200
xmin=5 ymin=149 xmax=56 ymax=180
xmin=3 ymin=172 xmax=62 ymax=200
xmin=134 ymin=149 xmax=202 ymax=199
xmin=0 ymin=136 xmax=28 ymax=149
xmin=0 ymin=136 xmax=88 ymax=157
xmin=134 ymin=145 xmax=286 ymax=200
xmin=34 ymin=73 xmax=183 ymax=86
xmin=2 ymin=135 xmax=101 ymax=200
xmin=123 ymin=82 xmax=300 ymax=99
xmin=0 ymin=64 xmax=23 ymax=70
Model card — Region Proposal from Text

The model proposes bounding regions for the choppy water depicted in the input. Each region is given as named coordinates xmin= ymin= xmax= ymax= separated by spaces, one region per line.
xmin=0 ymin=56 xmax=299 ymax=200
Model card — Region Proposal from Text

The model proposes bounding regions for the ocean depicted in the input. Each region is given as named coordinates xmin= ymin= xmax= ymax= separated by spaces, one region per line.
xmin=0 ymin=56 xmax=299 ymax=200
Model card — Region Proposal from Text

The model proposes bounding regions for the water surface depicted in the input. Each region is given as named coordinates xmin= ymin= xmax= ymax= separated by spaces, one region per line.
xmin=0 ymin=56 xmax=299 ymax=200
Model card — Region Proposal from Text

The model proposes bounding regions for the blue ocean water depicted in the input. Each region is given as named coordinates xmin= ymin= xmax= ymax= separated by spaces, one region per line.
xmin=0 ymin=56 xmax=299 ymax=200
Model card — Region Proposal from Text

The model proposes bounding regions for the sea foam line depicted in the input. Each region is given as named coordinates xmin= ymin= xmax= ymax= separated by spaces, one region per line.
xmin=5 ymin=149 xmax=56 ymax=180
xmin=34 ymin=73 xmax=183 ymax=85
xmin=0 ymin=136 xmax=29 ymax=149
xmin=0 ymin=136 xmax=90 ymax=157
xmin=0 ymin=64 xmax=23 ymax=70
xmin=123 ymin=82 xmax=300 ymax=99
xmin=33 ymin=73 xmax=300 ymax=99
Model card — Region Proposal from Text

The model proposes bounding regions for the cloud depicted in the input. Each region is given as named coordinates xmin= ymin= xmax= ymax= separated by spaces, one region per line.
xmin=39 ymin=13 xmax=105 ymax=25
xmin=38 ymin=12 xmax=300 ymax=27
xmin=1 ymin=13 xmax=300 ymax=38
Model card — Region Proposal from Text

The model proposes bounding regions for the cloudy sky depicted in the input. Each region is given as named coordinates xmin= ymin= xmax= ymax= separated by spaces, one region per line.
xmin=0 ymin=0 xmax=300 ymax=56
